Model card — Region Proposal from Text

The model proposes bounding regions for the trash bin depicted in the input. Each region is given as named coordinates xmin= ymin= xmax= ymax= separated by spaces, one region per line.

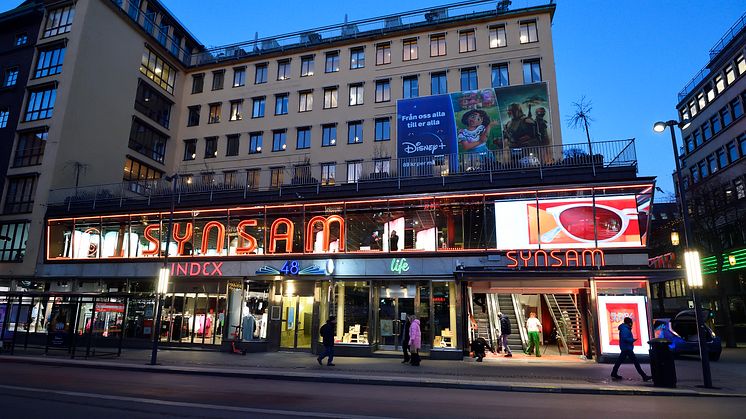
xmin=648 ymin=338 xmax=676 ymax=388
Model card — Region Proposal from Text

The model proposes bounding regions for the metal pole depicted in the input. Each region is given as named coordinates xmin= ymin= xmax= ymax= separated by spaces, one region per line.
xmin=668 ymin=123 xmax=712 ymax=388
xmin=151 ymin=174 xmax=177 ymax=365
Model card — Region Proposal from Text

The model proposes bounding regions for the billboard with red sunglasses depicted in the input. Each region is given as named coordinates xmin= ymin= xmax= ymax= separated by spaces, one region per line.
xmin=494 ymin=195 xmax=649 ymax=249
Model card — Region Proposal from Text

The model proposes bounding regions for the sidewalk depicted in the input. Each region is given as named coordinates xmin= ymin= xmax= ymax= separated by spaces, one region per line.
xmin=2 ymin=347 xmax=746 ymax=397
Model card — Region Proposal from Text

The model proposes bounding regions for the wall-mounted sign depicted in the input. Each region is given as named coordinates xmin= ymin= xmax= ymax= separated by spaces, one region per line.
xmin=390 ymin=258 xmax=410 ymax=274
xmin=171 ymin=262 xmax=224 ymax=276
xmin=255 ymin=260 xmax=327 ymax=276
xmin=506 ymin=248 xmax=605 ymax=268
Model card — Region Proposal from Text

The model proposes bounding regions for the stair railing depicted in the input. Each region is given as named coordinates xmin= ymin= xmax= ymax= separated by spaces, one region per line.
xmin=511 ymin=294 xmax=529 ymax=349
xmin=543 ymin=294 xmax=570 ymax=354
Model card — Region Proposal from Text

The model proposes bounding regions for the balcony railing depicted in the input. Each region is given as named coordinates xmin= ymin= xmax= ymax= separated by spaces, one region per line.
xmin=190 ymin=0 xmax=552 ymax=66
xmin=47 ymin=139 xmax=636 ymax=211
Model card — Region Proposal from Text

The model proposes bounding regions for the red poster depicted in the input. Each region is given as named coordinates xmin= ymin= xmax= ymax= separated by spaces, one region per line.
xmin=96 ymin=303 xmax=125 ymax=313
xmin=605 ymin=303 xmax=642 ymax=347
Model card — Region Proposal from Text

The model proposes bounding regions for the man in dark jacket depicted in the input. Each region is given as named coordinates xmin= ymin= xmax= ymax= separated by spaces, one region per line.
xmin=401 ymin=316 xmax=411 ymax=363
xmin=611 ymin=317 xmax=651 ymax=381
xmin=317 ymin=317 xmax=336 ymax=366
xmin=498 ymin=312 xmax=513 ymax=357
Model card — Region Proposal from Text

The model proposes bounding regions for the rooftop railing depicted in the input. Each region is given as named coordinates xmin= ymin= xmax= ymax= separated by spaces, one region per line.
xmin=47 ymin=139 xmax=636 ymax=211
xmin=190 ymin=0 xmax=552 ymax=66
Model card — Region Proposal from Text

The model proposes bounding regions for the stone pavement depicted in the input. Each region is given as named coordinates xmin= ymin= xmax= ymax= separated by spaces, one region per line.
xmin=2 ymin=346 xmax=746 ymax=397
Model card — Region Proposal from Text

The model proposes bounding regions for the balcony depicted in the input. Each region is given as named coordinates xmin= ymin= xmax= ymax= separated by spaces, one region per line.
xmin=47 ymin=139 xmax=637 ymax=214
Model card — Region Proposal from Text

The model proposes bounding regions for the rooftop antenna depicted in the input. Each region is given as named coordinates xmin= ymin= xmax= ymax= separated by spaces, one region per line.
xmin=253 ymin=31 xmax=259 ymax=52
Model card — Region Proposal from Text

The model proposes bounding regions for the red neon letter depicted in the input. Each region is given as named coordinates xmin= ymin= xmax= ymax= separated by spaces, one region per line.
xmin=269 ymin=218 xmax=294 ymax=253
xmin=582 ymin=249 xmax=605 ymax=267
xmin=172 ymin=222 xmax=194 ymax=255
xmin=534 ymin=249 xmax=548 ymax=267
xmin=201 ymin=221 xmax=226 ymax=255
xmin=236 ymin=219 xmax=258 ymax=254
xmin=519 ymin=250 xmax=532 ymax=267
xmin=142 ymin=225 xmax=160 ymax=256
xmin=565 ymin=249 xmax=580 ymax=267
xmin=305 ymin=215 xmax=345 ymax=253
xmin=506 ymin=251 xmax=518 ymax=268
xmin=549 ymin=250 xmax=563 ymax=267
xmin=189 ymin=262 xmax=201 ymax=276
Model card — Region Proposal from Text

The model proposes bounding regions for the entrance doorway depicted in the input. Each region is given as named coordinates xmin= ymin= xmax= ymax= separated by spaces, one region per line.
xmin=280 ymin=295 xmax=314 ymax=349
xmin=378 ymin=296 xmax=415 ymax=350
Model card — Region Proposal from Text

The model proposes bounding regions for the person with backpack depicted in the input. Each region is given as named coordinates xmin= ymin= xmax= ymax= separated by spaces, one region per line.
xmin=498 ymin=312 xmax=513 ymax=357
xmin=317 ymin=317 xmax=336 ymax=366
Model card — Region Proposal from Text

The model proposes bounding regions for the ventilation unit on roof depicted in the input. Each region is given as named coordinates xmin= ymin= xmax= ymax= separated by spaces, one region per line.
xmin=497 ymin=0 xmax=512 ymax=12
xmin=260 ymin=38 xmax=280 ymax=51
xmin=385 ymin=16 xmax=402 ymax=29
xmin=301 ymin=32 xmax=322 ymax=44
xmin=425 ymin=8 xmax=447 ymax=22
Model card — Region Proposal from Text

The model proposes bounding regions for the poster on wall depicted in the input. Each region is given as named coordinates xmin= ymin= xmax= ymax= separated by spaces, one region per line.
xmin=451 ymin=89 xmax=502 ymax=155
xmin=396 ymin=94 xmax=457 ymax=160
xmin=494 ymin=82 xmax=552 ymax=150
xmin=597 ymin=295 xmax=650 ymax=355
xmin=493 ymin=195 xmax=645 ymax=249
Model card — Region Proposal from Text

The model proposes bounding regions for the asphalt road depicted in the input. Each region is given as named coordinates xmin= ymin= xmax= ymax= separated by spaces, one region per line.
xmin=0 ymin=363 xmax=744 ymax=418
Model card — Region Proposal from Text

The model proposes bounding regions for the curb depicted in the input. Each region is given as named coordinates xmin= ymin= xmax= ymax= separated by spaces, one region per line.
xmin=0 ymin=355 xmax=742 ymax=398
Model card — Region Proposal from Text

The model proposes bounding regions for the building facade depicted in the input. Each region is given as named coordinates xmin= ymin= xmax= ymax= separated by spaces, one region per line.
xmin=1 ymin=0 xmax=675 ymax=361
xmin=675 ymin=12 xmax=746 ymax=343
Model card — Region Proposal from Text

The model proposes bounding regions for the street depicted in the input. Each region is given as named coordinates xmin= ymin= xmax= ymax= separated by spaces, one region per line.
xmin=1 ymin=363 xmax=745 ymax=418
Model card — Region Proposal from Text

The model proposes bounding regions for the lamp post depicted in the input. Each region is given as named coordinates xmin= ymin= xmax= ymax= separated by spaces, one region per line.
xmin=654 ymin=120 xmax=713 ymax=388
xmin=150 ymin=174 xmax=178 ymax=365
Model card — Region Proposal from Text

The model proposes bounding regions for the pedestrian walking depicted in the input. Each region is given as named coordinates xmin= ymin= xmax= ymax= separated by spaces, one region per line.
xmin=408 ymin=315 xmax=421 ymax=366
xmin=401 ymin=315 xmax=411 ymax=364
xmin=317 ymin=317 xmax=336 ymax=366
xmin=498 ymin=312 xmax=513 ymax=357
xmin=524 ymin=312 xmax=542 ymax=357
xmin=611 ymin=317 xmax=651 ymax=381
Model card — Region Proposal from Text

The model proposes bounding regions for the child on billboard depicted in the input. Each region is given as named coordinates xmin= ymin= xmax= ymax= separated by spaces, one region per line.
xmin=457 ymin=109 xmax=497 ymax=152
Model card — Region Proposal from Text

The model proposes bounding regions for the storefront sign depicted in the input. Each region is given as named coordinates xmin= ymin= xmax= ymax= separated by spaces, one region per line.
xmin=255 ymin=261 xmax=327 ymax=276
xmin=171 ymin=262 xmax=224 ymax=276
xmin=505 ymin=249 xmax=605 ymax=268
xmin=390 ymin=258 xmax=410 ymax=274
xmin=96 ymin=303 xmax=125 ymax=313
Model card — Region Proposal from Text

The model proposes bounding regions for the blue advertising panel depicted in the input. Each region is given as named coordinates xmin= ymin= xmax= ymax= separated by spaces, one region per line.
xmin=396 ymin=95 xmax=457 ymax=159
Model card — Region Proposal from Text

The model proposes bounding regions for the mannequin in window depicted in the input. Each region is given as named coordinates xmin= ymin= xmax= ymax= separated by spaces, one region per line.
xmin=389 ymin=230 xmax=399 ymax=251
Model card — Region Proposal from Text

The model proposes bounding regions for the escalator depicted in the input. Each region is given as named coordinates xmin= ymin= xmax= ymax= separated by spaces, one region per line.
xmin=495 ymin=293 xmax=525 ymax=352
xmin=543 ymin=294 xmax=584 ymax=355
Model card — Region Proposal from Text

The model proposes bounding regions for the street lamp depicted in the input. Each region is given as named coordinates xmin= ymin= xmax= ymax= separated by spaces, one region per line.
xmin=150 ymin=174 xmax=179 ymax=365
xmin=670 ymin=231 xmax=680 ymax=247
xmin=654 ymin=120 xmax=713 ymax=388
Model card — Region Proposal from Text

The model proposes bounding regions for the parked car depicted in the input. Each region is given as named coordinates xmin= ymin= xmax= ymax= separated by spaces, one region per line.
xmin=653 ymin=310 xmax=722 ymax=361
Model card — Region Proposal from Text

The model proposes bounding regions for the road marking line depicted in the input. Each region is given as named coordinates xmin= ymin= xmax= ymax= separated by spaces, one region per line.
xmin=0 ymin=384 xmax=394 ymax=419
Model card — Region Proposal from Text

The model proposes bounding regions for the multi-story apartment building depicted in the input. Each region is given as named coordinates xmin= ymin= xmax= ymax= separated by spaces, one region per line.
xmin=675 ymin=12 xmax=746 ymax=344
xmin=0 ymin=0 xmax=674 ymax=362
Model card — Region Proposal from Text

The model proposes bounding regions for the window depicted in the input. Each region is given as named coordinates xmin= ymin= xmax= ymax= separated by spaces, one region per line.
xmin=135 ymin=80 xmax=172 ymax=128
xmin=143 ymin=7 xmax=156 ymax=35
xmin=323 ymin=87 xmax=338 ymax=109
xmin=718 ymin=149 xmax=727 ymax=169
xmin=272 ymin=130 xmax=287 ymax=151
xmin=43 ymin=5 xmax=75 ymax=38
xmin=187 ymin=105 xmax=200 ymax=126
xmin=325 ymin=51 xmax=340 ymax=73
xmin=15 ymin=34 xmax=28 ymax=46
xmin=140 ymin=49 xmax=175 ymax=93
xmin=705 ymin=83 xmax=715 ymax=102
xmin=693 ymin=130 xmax=702 ymax=147
xmin=686 ymin=136 xmax=694 ymax=153
xmin=491 ymin=63 xmax=509 ymax=87
xmin=255 ymin=63 xmax=268 ymax=84
xmin=224 ymin=170 xmax=238 ymax=187
xmin=431 ymin=72 xmax=447 ymax=95
xmin=403 ymin=76 xmax=419 ymax=99
xmin=403 ymin=39 xmax=418 ymax=61
xmin=4 ymin=175 xmax=36 ymax=214
xmin=697 ymin=92 xmax=706 ymax=111
xmin=204 ymin=136 xmax=218 ymax=158
xmin=129 ymin=118 xmax=167 ymax=163
xmin=321 ymin=163 xmax=335 ymax=185
xmin=737 ymin=54 xmax=746 ymax=76
xmin=34 ymin=45 xmax=66 ymax=79
xmin=430 ymin=34 xmax=446 ymax=57
xmin=720 ymin=107 xmax=732 ymax=127
xmin=296 ymin=127 xmax=311 ymax=149
xmin=731 ymin=97 xmax=743 ymax=119
xmin=123 ymin=157 xmax=162 ymax=182
xmin=293 ymin=164 xmax=311 ymax=184
xmin=702 ymin=121 xmax=711 ymax=141
xmin=725 ymin=64 xmax=735 ymax=85
xmin=183 ymin=139 xmax=196 ymax=160
xmin=301 ymin=55 xmax=314 ymax=77
xmin=252 ymin=96 xmax=265 ymax=118
xmin=2 ymin=68 xmax=19 ymax=87
xmin=13 ymin=129 xmax=47 ymax=167
xmin=25 ymin=86 xmax=56 ymax=121
xmin=249 ymin=132 xmax=262 ymax=154
xmin=376 ymin=43 xmax=391 ymax=65
xmin=460 ymin=68 xmax=477 ymax=91
xmin=170 ymin=33 xmax=182 ymax=58
xmin=299 ymin=90 xmax=313 ymax=112
xmin=275 ymin=93 xmax=289 ymax=115
xmin=347 ymin=161 xmax=362 ymax=183
xmin=1 ymin=108 xmax=9 ymax=128
xmin=375 ymin=80 xmax=390 ymax=102
xmin=208 ymin=103 xmax=221 ymax=124
xmin=710 ymin=114 xmax=722 ymax=135
xmin=519 ymin=21 xmax=538 ymax=43
xmin=191 ymin=73 xmax=204 ymax=94
xmin=157 ymin=22 xmax=168 ymax=46
xmin=348 ymin=121 xmax=363 ymax=144
xmin=489 ymin=25 xmax=507 ymax=48
xmin=226 ymin=134 xmax=240 ymax=156
xmin=374 ymin=158 xmax=390 ymax=175
xmin=714 ymin=74 xmax=725 ymax=94
xmin=688 ymin=99 xmax=698 ymax=118
xmin=246 ymin=169 xmax=260 ymax=190
xmin=229 ymin=100 xmax=243 ymax=121
xmin=728 ymin=141 xmax=739 ymax=163
xmin=0 ymin=221 xmax=29 ymax=262
xmin=212 ymin=70 xmax=224 ymax=90
xmin=277 ymin=59 xmax=291 ymax=80
xmin=270 ymin=167 xmax=284 ymax=188
xmin=708 ymin=155 xmax=717 ymax=174
xmin=350 ymin=47 xmax=365 ymax=69
xmin=349 ymin=83 xmax=364 ymax=106
xmin=740 ymin=134 xmax=746 ymax=156
xmin=523 ymin=59 xmax=542 ymax=83
xmin=699 ymin=160 xmax=708 ymax=178
xmin=322 ymin=124 xmax=337 ymax=146
xmin=459 ymin=30 xmax=476 ymax=52
xmin=691 ymin=166 xmax=699 ymax=183
xmin=375 ymin=118 xmax=390 ymax=141
xmin=233 ymin=67 xmax=246 ymax=87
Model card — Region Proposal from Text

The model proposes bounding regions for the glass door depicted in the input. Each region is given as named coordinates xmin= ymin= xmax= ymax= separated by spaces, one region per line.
xmin=378 ymin=295 xmax=415 ymax=350
xmin=280 ymin=295 xmax=314 ymax=349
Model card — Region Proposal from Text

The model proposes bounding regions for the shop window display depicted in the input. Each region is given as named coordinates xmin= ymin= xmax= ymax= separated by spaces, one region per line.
xmin=241 ymin=282 xmax=269 ymax=341
xmin=100 ymin=216 xmax=132 ymax=258
xmin=334 ymin=282 xmax=370 ymax=344
xmin=432 ymin=281 xmax=457 ymax=349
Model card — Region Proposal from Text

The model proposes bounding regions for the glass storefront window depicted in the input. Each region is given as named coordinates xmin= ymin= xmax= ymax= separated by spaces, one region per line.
xmin=129 ymin=214 xmax=161 ymax=257
xmin=72 ymin=217 xmax=102 ymax=259
xmin=334 ymin=281 xmax=370 ymax=344
xmin=418 ymin=284 xmax=431 ymax=350
xmin=265 ymin=205 xmax=304 ymax=254
xmin=193 ymin=212 xmax=229 ymax=256
xmin=345 ymin=200 xmax=388 ymax=252
xmin=100 ymin=216 xmax=131 ymax=258
xmin=432 ymin=281 xmax=457 ymax=349
xmin=241 ymin=281 xmax=269 ymax=341
xmin=228 ymin=208 xmax=266 ymax=255
xmin=305 ymin=203 xmax=344 ymax=253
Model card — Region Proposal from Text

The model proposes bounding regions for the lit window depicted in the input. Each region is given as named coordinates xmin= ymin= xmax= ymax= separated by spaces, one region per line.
xmin=321 ymin=163 xmax=335 ymax=186
xmin=323 ymin=87 xmax=338 ymax=109
xmin=376 ymin=43 xmax=391 ymax=65
xmin=301 ymin=55 xmax=314 ymax=76
xmin=350 ymin=47 xmax=365 ymax=69
xmin=519 ymin=21 xmax=538 ymax=44
xmin=403 ymin=39 xmax=418 ymax=61
xmin=277 ymin=59 xmax=291 ymax=80
xmin=349 ymin=83 xmax=364 ymax=106
xmin=270 ymin=167 xmax=284 ymax=188
xmin=325 ymin=52 xmax=340 ymax=73
xmin=347 ymin=161 xmax=362 ymax=183
xmin=459 ymin=30 xmax=476 ymax=52
xmin=375 ymin=80 xmax=390 ymax=102
xmin=2 ymin=68 xmax=19 ymax=87
xmin=489 ymin=25 xmax=506 ymax=48
xmin=430 ymin=34 xmax=446 ymax=57
xmin=229 ymin=100 xmax=243 ymax=121
xmin=299 ymin=90 xmax=313 ymax=112
xmin=233 ymin=67 xmax=246 ymax=87
xmin=140 ymin=49 xmax=175 ymax=94
xmin=208 ymin=103 xmax=221 ymax=124
xmin=25 ymin=87 xmax=57 ymax=121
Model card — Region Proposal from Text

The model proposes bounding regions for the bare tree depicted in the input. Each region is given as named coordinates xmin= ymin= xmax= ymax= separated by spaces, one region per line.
xmin=566 ymin=96 xmax=595 ymax=175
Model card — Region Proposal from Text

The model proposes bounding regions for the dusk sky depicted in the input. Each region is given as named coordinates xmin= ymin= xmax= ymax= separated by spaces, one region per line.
xmin=4 ymin=0 xmax=744 ymax=198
